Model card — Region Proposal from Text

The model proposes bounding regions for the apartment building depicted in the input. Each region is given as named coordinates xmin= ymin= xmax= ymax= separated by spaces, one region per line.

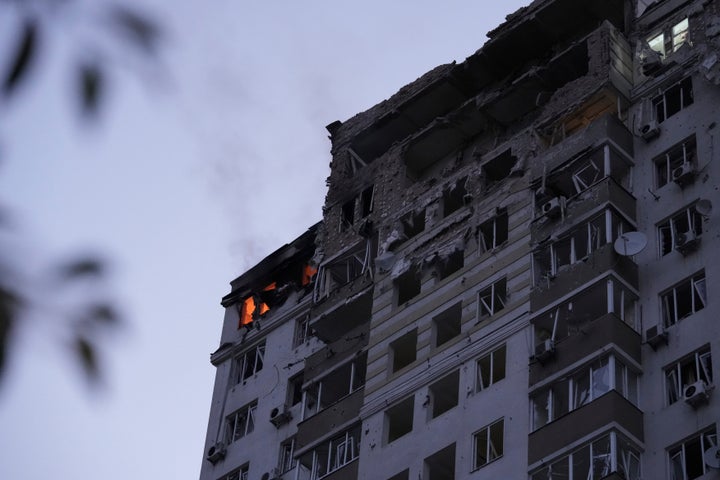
xmin=199 ymin=1 xmax=720 ymax=479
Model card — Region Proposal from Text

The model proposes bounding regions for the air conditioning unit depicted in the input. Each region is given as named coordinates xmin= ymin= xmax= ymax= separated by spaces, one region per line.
xmin=672 ymin=162 xmax=696 ymax=187
xmin=675 ymin=230 xmax=700 ymax=255
xmin=269 ymin=406 xmax=292 ymax=428
xmin=640 ymin=120 xmax=660 ymax=141
xmin=541 ymin=197 xmax=564 ymax=219
xmin=683 ymin=380 xmax=711 ymax=407
xmin=644 ymin=324 xmax=669 ymax=350
xmin=533 ymin=339 xmax=555 ymax=364
xmin=206 ymin=442 xmax=226 ymax=464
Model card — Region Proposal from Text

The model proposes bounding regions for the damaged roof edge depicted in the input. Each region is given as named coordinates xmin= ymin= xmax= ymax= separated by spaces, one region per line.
xmin=221 ymin=222 xmax=320 ymax=306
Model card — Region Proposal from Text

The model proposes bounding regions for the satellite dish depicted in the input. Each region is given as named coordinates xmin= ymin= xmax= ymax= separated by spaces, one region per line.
xmin=614 ymin=232 xmax=648 ymax=256
xmin=697 ymin=199 xmax=713 ymax=216
xmin=704 ymin=446 xmax=720 ymax=469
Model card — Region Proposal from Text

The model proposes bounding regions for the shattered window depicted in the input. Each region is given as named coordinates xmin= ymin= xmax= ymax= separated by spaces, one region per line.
xmin=279 ymin=437 xmax=296 ymax=473
xmin=390 ymin=329 xmax=417 ymax=373
xmin=668 ymin=427 xmax=717 ymax=480
xmin=386 ymin=397 xmax=414 ymax=442
xmin=473 ymin=419 xmax=504 ymax=469
xmin=234 ymin=342 xmax=265 ymax=384
xmin=477 ymin=277 xmax=507 ymax=319
xmin=657 ymin=205 xmax=703 ymax=256
xmin=396 ymin=269 xmax=421 ymax=305
xmin=299 ymin=425 xmax=361 ymax=480
xmin=293 ymin=314 xmax=311 ymax=347
xmin=648 ymin=32 xmax=665 ymax=57
xmin=442 ymin=178 xmax=468 ymax=217
xmin=428 ymin=370 xmax=460 ymax=418
xmin=432 ymin=302 xmax=462 ymax=347
xmin=479 ymin=209 xmax=508 ymax=252
xmin=646 ymin=17 xmax=690 ymax=58
xmin=476 ymin=345 xmax=506 ymax=391
xmin=436 ymin=249 xmax=464 ymax=280
xmin=661 ymin=271 xmax=706 ymax=328
xmin=665 ymin=347 xmax=712 ymax=405
xmin=225 ymin=401 xmax=257 ymax=443
xmin=654 ymin=76 xmax=693 ymax=123
xmin=482 ymin=149 xmax=516 ymax=184
xmin=672 ymin=18 xmax=689 ymax=51
xmin=401 ymin=209 xmax=425 ymax=241
xmin=655 ymin=136 xmax=696 ymax=188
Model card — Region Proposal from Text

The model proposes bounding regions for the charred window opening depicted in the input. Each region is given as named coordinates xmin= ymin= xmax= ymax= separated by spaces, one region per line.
xmin=386 ymin=397 xmax=414 ymax=443
xmin=436 ymin=249 xmax=464 ymax=280
xmin=433 ymin=302 xmax=462 ymax=348
xmin=483 ymin=150 xmax=517 ymax=185
xmin=314 ymin=241 xmax=374 ymax=302
xmin=478 ymin=277 xmax=507 ymax=320
xmin=396 ymin=269 xmax=421 ymax=305
xmin=661 ymin=271 xmax=706 ymax=328
xmin=442 ymin=178 xmax=467 ymax=217
xmin=401 ymin=209 xmax=426 ymax=241
xmin=655 ymin=136 xmax=697 ymax=188
xmin=654 ymin=76 xmax=693 ymax=123
xmin=479 ymin=210 xmax=508 ymax=252
xmin=428 ymin=370 xmax=459 ymax=418
xmin=424 ymin=443 xmax=456 ymax=480
xmin=664 ymin=347 xmax=712 ymax=405
xmin=658 ymin=205 xmax=703 ymax=256
xmin=390 ymin=329 xmax=417 ymax=373
xmin=234 ymin=343 xmax=265 ymax=384
xmin=339 ymin=185 xmax=375 ymax=232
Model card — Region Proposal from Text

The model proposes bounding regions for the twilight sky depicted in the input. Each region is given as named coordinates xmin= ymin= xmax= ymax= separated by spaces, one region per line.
xmin=0 ymin=1 xmax=528 ymax=478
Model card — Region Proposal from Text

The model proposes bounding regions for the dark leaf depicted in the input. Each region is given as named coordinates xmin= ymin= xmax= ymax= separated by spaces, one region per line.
xmin=78 ymin=63 xmax=103 ymax=117
xmin=109 ymin=5 xmax=160 ymax=54
xmin=57 ymin=257 xmax=104 ymax=279
xmin=2 ymin=18 xmax=39 ymax=97
xmin=74 ymin=336 xmax=99 ymax=382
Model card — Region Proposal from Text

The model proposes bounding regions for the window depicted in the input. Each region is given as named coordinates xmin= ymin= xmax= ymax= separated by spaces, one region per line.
xmin=658 ymin=205 xmax=703 ymax=256
xmin=314 ymin=240 xmax=373 ymax=301
xmin=476 ymin=345 xmax=506 ymax=391
xmin=339 ymin=185 xmax=374 ymax=232
xmin=665 ymin=347 xmax=712 ymax=405
xmin=400 ymin=209 xmax=425 ymax=241
xmin=221 ymin=465 xmax=249 ymax=480
xmin=661 ymin=272 xmax=706 ymax=327
xmin=473 ymin=419 xmax=504 ymax=469
xmin=428 ymin=370 xmax=459 ymax=418
xmin=304 ymin=354 xmax=366 ymax=417
xmin=387 ymin=470 xmax=409 ymax=480
xmin=653 ymin=76 xmax=693 ymax=123
xmin=234 ymin=343 xmax=265 ymax=384
xmin=530 ymin=432 xmax=641 ymax=480
xmin=478 ymin=277 xmax=507 ymax=319
xmin=442 ymin=178 xmax=467 ymax=217
xmin=288 ymin=373 xmax=303 ymax=406
xmin=647 ymin=17 xmax=690 ymax=58
xmin=395 ymin=269 xmax=421 ymax=305
xmin=293 ymin=314 xmax=311 ymax=347
xmin=432 ymin=302 xmax=462 ymax=347
xmin=668 ymin=427 xmax=717 ymax=480
xmin=482 ymin=149 xmax=517 ymax=184
xmin=655 ymin=136 xmax=697 ymax=188
xmin=531 ymin=355 xmax=638 ymax=431
xmin=435 ymin=249 xmax=463 ymax=280
xmin=279 ymin=437 xmax=296 ymax=473
xmin=298 ymin=426 xmax=361 ymax=480
xmin=424 ymin=443 xmax=456 ymax=480
xmin=390 ymin=330 xmax=417 ymax=373
xmin=225 ymin=401 xmax=257 ymax=443
xmin=479 ymin=209 xmax=508 ymax=252
xmin=386 ymin=397 xmax=414 ymax=443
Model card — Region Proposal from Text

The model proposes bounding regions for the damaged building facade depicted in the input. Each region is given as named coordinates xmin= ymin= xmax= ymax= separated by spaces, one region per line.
xmin=199 ymin=0 xmax=720 ymax=479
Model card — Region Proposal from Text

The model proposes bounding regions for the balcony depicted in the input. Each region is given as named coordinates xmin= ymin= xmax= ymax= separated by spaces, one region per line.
xmin=311 ymin=287 xmax=372 ymax=343
xmin=528 ymin=390 xmax=643 ymax=464
xmin=296 ymin=389 xmax=364 ymax=452
xmin=530 ymin=313 xmax=641 ymax=386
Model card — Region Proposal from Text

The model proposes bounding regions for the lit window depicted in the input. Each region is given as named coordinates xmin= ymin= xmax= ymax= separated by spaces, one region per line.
xmin=655 ymin=136 xmax=697 ymax=188
xmin=473 ymin=419 xmax=504 ymax=469
xmin=479 ymin=210 xmax=509 ymax=252
xmin=234 ymin=342 xmax=265 ymax=384
xmin=478 ymin=277 xmax=507 ymax=319
xmin=647 ymin=17 xmax=690 ymax=58
xmin=660 ymin=272 xmax=706 ymax=327
xmin=668 ymin=427 xmax=717 ymax=480
xmin=653 ymin=77 xmax=693 ymax=123
xmin=225 ymin=402 xmax=257 ymax=443
xmin=664 ymin=347 xmax=712 ymax=405
xmin=658 ymin=206 xmax=703 ymax=256
xmin=476 ymin=345 xmax=506 ymax=391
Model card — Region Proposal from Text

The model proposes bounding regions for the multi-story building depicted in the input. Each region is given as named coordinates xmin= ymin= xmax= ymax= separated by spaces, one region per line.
xmin=199 ymin=1 xmax=720 ymax=479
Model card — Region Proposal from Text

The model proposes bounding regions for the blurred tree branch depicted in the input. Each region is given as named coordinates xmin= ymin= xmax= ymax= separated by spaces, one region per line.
xmin=0 ymin=0 xmax=163 ymax=390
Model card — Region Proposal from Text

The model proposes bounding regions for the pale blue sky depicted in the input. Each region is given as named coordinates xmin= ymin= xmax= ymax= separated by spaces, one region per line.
xmin=0 ymin=1 xmax=527 ymax=478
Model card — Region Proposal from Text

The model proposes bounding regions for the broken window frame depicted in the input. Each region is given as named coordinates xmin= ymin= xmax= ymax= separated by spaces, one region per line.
xmin=660 ymin=271 xmax=707 ymax=327
xmin=225 ymin=401 xmax=257 ymax=444
xmin=479 ymin=209 xmax=509 ymax=253
xmin=222 ymin=464 xmax=249 ymax=480
xmin=303 ymin=354 xmax=367 ymax=418
xmin=314 ymin=240 xmax=374 ymax=302
xmin=279 ymin=437 xmax=297 ymax=474
xmin=653 ymin=76 xmax=693 ymax=123
xmin=472 ymin=418 xmax=504 ymax=470
xmin=658 ymin=205 xmax=703 ymax=256
xmin=664 ymin=347 xmax=712 ymax=405
xmin=442 ymin=177 xmax=468 ymax=217
xmin=668 ymin=427 xmax=717 ymax=480
xmin=477 ymin=277 xmax=507 ymax=320
xmin=287 ymin=372 xmax=304 ymax=407
xmin=293 ymin=314 xmax=312 ymax=347
xmin=476 ymin=345 xmax=506 ymax=392
xmin=234 ymin=342 xmax=266 ymax=384
xmin=530 ymin=432 xmax=641 ymax=480
xmin=654 ymin=136 xmax=697 ymax=188
xmin=647 ymin=17 xmax=690 ymax=58
xmin=400 ymin=209 xmax=426 ymax=241
xmin=299 ymin=425 xmax=361 ymax=480
xmin=338 ymin=185 xmax=375 ymax=232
